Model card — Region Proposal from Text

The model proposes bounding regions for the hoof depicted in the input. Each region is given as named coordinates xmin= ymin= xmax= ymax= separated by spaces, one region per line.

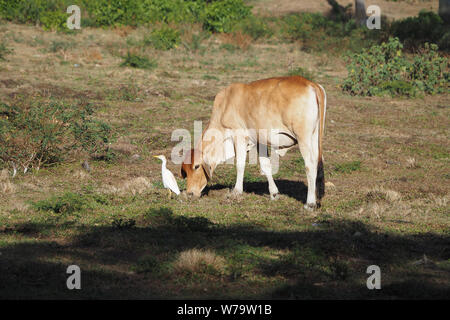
xmin=227 ymin=188 xmax=243 ymax=200
xmin=270 ymin=193 xmax=280 ymax=201
xmin=304 ymin=203 xmax=317 ymax=211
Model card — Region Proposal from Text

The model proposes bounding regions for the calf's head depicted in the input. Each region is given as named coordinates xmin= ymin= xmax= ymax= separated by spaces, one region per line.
xmin=181 ymin=149 xmax=209 ymax=198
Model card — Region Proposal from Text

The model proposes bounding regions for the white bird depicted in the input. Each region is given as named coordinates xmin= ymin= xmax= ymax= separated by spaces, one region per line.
xmin=153 ymin=155 xmax=180 ymax=198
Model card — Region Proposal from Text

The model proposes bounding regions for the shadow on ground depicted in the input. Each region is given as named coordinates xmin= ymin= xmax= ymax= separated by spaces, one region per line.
xmin=0 ymin=211 xmax=449 ymax=299
xmin=206 ymin=179 xmax=308 ymax=203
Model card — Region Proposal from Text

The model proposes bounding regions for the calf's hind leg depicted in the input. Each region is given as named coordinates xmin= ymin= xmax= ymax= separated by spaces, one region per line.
xmin=297 ymin=126 xmax=320 ymax=210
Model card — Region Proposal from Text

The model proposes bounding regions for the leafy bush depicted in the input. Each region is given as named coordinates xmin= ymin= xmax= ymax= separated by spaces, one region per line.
xmin=82 ymin=0 xmax=144 ymax=27
xmin=280 ymin=12 xmax=380 ymax=53
xmin=342 ymin=38 xmax=448 ymax=96
xmin=70 ymin=104 xmax=114 ymax=159
xmin=145 ymin=25 xmax=180 ymax=50
xmin=281 ymin=12 xmax=365 ymax=41
xmin=0 ymin=0 xmax=253 ymax=35
xmin=0 ymin=0 xmax=64 ymax=24
xmin=0 ymin=101 xmax=113 ymax=172
xmin=391 ymin=11 xmax=449 ymax=51
xmin=203 ymin=0 xmax=252 ymax=33
xmin=378 ymin=80 xmax=417 ymax=97
xmin=139 ymin=0 xmax=206 ymax=24
xmin=409 ymin=43 xmax=449 ymax=94
xmin=120 ymin=52 xmax=158 ymax=69
xmin=343 ymin=38 xmax=407 ymax=96
xmin=40 ymin=10 xmax=68 ymax=31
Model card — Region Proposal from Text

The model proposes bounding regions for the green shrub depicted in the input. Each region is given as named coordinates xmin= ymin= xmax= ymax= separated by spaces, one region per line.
xmin=279 ymin=12 xmax=378 ymax=53
xmin=343 ymin=38 xmax=407 ymax=96
xmin=145 ymin=25 xmax=180 ymax=50
xmin=139 ymin=0 xmax=206 ymax=24
xmin=281 ymin=12 xmax=362 ymax=41
xmin=0 ymin=0 xmax=73 ymax=27
xmin=40 ymin=10 xmax=67 ymax=31
xmin=342 ymin=38 xmax=448 ymax=96
xmin=0 ymin=101 xmax=113 ymax=171
xmin=79 ymin=0 xmax=206 ymax=26
xmin=82 ymin=0 xmax=142 ymax=27
xmin=120 ymin=52 xmax=158 ymax=69
xmin=71 ymin=104 xmax=114 ymax=159
xmin=203 ymin=0 xmax=252 ymax=33
xmin=409 ymin=43 xmax=449 ymax=94
xmin=0 ymin=0 xmax=259 ymax=37
xmin=379 ymin=80 xmax=417 ymax=97
xmin=391 ymin=11 xmax=448 ymax=51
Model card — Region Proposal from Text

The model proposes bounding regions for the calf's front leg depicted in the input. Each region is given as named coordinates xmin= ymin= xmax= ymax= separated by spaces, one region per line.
xmin=232 ymin=135 xmax=248 ymax=195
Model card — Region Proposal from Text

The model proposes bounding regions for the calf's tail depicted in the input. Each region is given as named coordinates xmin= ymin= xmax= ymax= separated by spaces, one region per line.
xmin=314 ymin=84 xmax=326 ymax=201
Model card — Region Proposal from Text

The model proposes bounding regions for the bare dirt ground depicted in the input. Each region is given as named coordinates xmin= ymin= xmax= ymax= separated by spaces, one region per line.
xmin=0 ymin=0 xmax=448 ymax=299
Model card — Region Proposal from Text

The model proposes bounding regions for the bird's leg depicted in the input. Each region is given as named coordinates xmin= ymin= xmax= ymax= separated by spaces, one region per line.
xmin=167 ymin=189 xmax=171 ymax=199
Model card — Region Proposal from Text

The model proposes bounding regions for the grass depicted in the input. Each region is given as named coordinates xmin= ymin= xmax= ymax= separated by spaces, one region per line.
xmin=120 ymin=52 xmax=158 ymax=69
xmin=0 ymin=41 xmax=13 ymax=60
xmin=286 ymin=66 xmax=316 ymax=81
xmin=0 ymin=3 xmax=448 ymax=299
xmin=333 ymin=161 xmax=362 ymax=174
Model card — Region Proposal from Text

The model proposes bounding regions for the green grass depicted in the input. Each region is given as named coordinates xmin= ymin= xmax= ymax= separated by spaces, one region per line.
xmin=333 ymin=161 xmax=362 ymax=174
xmin=120 ymin=53 xmax=158 ymax=70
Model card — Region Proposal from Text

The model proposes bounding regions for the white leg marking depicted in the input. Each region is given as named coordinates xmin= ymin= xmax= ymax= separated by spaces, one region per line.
xmin=233 ymin=135 xmax=247 ymax=194
xmin=259 ymin=156 xmax=279 ymax=200
xmin=299 ymin=140 xmax=318 ymax=210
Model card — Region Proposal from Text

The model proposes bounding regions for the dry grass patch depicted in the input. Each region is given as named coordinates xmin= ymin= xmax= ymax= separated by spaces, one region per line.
xmin=72 ymin=169 xmax=91 ymax=181
xmin=109 ymin=140 xmax=138 ymax=156
xmin=219 ymin=31 xmax=252 ymax=50
xmin=0 ymin=169 xmax=16 ymax=194
xmin=406 ymin=157 xmax=419 ymax=169
xmin=101 ymin=176 xmax=153 ymax=195
xmin=82 ymin=48 xmax=103 ymax=64
xmin=366 ymin=186 xmax=401 ymax=203
xmin=173 ymin=248 xmax=225 ymax=274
